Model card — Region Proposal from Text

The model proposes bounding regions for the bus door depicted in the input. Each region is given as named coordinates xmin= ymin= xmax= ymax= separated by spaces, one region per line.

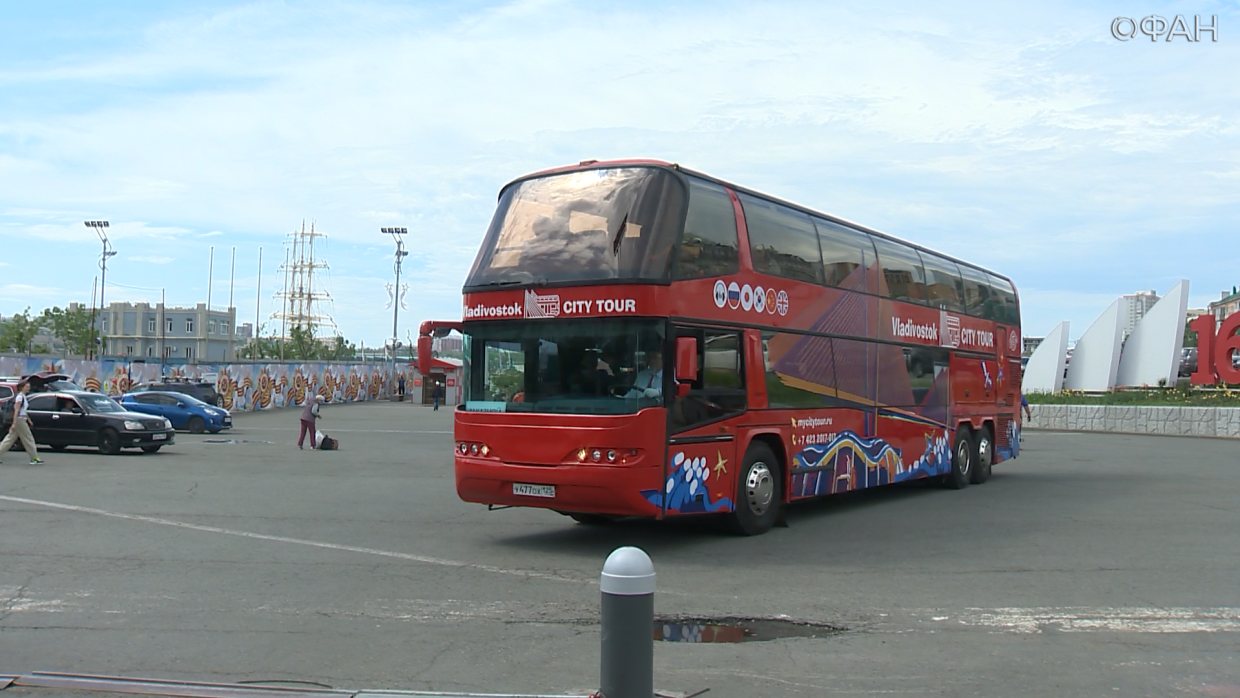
xmin=664 ymin=326 xmax=747 ymax=516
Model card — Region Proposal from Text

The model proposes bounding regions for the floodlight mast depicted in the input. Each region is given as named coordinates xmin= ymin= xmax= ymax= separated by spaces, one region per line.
xmin=85 ymin=220 xmax=115 ymax=359
xmin=382 ymin=227 xmax=409 ymax=394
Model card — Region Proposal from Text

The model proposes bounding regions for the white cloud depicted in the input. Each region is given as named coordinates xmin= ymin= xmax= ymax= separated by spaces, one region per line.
xmin=0 ymin=284 xmax=64 ymax=301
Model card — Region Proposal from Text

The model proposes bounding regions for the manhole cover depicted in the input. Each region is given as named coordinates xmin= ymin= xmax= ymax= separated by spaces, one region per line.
xmin=654 ymin=617 xmax=844 ymax=643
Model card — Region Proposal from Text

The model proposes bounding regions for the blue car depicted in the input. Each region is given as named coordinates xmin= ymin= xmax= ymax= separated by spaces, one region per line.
xmin=120 ymin=391 xmax=233 ymax=434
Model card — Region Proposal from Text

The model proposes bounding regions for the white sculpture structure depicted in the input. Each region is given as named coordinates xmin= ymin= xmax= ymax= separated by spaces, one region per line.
xmin=1023 ymin=321 xmax=1070 ymax=393
xmin=1028 ymin=282 xmax=1190 ymax=394
xmin=1064 ymin=299 xmax=1124 ymax=392
xmin=1115 ymin=280 xmax=1189 ymax=388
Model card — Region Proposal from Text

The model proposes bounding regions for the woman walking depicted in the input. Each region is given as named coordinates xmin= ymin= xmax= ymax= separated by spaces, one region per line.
xmin=0 ymin=380 xmax=44 ymax=465
xmin=297 ymin=395 xmax=322 ymax=450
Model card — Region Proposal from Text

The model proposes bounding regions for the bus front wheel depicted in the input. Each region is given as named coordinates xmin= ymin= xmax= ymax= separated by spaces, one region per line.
xmin=568 ymin=512 xmax=616 ymax=526
xmin=945 ymin=428 xmax=973 ymax=490
xmin=727 ymin=442 xmax=782 ymax=536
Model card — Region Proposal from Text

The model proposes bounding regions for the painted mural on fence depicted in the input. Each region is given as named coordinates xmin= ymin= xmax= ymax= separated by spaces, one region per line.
xmin=0 ymin=357 xmax=408 ymax=412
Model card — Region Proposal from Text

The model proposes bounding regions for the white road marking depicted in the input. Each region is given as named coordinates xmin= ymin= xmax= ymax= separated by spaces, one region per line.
xmin=0 ymin=494 xmax=587 ymax=585
xmin=942 ymin=607 xmax=1240 ymax=633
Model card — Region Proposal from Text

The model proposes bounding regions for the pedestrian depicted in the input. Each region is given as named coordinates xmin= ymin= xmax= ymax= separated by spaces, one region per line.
xmin=1021 ymin=393 xmax=1032 ymax=422
xmin=433 ymin=382 xmax=444 ymax=411
xmin=0 ymin=380 xmax=44 ymax=465
xmin=297 ymin=395 xmax=322 ymax=450
xmin=397 ymin=374 xmax=406 ymax=400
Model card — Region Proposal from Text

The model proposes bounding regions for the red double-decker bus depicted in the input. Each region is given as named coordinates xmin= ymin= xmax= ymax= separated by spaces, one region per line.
xmin=418 ymin=159 xmax=1022 ymax=535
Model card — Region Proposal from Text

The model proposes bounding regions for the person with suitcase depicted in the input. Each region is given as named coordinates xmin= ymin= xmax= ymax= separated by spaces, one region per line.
xmin=297 ymin=395 xmax=322 ymax=450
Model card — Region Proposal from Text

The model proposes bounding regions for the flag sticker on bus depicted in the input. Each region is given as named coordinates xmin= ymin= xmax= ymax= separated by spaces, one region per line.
xmin=776 ymin=290 xmax=789 ymax=316
xmin=740 ymin=284 xmax=754 ymax=311
xmin=727 ymin=282 xmax=741 ymax=309
xmin=765 ymin=288 xmax=777 ymax=314
xmin=753 ymin=285 xmax=767 ymax=313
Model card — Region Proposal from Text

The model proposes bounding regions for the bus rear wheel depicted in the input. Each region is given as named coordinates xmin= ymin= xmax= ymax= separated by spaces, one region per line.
xmin=970 ymin=426 xmax=993 ymax=485
xmin=727 ymin=442 xmax=782 ymax=536
xmin=945 ymin=428 xmax=973 ymax=490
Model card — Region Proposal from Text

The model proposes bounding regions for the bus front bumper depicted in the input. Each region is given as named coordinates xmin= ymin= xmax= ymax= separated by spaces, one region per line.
xmin=456 ymin=457 xmax=665 ymax=518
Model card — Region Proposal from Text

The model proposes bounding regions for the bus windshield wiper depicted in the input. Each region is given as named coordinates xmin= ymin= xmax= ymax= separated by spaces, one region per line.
xmin=611 ymin=213 xmax=629 ymax=256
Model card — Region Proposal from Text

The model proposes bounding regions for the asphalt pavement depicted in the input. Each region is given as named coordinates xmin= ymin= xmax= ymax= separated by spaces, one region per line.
xmin=1 ymin=401 xmax=1238 ymax=697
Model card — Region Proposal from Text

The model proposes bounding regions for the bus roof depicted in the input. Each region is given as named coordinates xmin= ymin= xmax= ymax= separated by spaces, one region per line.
xmin=502 ymin=159 xmax=1015 ymax=288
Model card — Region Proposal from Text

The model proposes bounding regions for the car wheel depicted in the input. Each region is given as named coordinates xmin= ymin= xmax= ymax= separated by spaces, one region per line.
xmin=98 ymin=428 xmax=122 ymax=456
xmin=141 ymin=445 xmax=162 ymax=454
xmin=970 ymin=426 xmax=993 ymax=485
xmin=945 ymin=427 xmax=973 ymax=490
xmin=188 ymin=416 xmax=206 ymax=434
xmin=726 ymin=442 xmax=782 ymax=536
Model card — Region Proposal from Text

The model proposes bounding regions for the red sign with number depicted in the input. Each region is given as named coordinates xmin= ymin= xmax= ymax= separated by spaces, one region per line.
xmin=446 ymin=378 xmax=456 ymax=387
xmin=1189 ymin=314 xmax=1240 ymax=384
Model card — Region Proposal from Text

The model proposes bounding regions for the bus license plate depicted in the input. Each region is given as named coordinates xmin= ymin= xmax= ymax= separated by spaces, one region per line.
xmin=513 ymin=483 xmax=555 ymax=498
xmin=153 ymin=433 xmax=167 ymax=440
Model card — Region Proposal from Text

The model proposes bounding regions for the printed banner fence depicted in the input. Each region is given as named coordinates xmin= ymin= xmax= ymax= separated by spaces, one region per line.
xmin=0 ymin=357 xmax=409 ymax=412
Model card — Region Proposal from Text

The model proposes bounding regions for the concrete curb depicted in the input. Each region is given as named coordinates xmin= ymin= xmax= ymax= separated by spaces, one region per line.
xmin=1028 ymin=404 xmax=1240 ymax=439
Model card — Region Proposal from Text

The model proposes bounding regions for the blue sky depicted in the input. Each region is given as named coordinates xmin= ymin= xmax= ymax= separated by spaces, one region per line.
xmin=1 ymin=0 xmax=1237 ymax=346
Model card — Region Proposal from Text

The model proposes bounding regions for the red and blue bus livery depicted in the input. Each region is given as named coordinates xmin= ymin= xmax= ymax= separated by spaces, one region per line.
xmin=419 ymin=159 xmax=1021 ymax=535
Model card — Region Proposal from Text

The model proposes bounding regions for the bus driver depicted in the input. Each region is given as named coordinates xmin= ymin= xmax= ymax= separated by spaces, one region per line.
xmin=626 ymin=350 xmax=663 ymax=399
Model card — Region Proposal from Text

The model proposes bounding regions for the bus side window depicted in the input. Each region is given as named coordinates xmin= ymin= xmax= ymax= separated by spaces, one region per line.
xmin=672 ymin=328 xmax=746 ymax=431
xmin=987 ymin=273 xmax=1020 ymax=325
xmin=872 ymin=237 xmax=929 ymax=305
xmin=921 ymin=252 xmax=966 ymax=313
xmin=815 ymin=217 xmax=875 ymax=291
xmin=739 ymin=193 xmax=824 ymax=285
xmin=960 ymin=265 xmax=995 ymax=319
xmin=673 ymin=178 xmax=740 ymax=280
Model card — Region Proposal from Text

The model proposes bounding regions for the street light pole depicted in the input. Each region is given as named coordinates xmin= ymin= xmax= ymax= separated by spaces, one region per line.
xmin=85 ymin=220 xmax=115 ymax=360
xmin=382 ymin=227 xmax=408 ymax=397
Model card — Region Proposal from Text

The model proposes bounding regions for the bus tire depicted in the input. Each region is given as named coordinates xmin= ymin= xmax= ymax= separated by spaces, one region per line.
xmin=970 ymin=425 xmax=993 ymax=484
xmin=945 ymin=428 xmax=973 ymax=490
xmin=727 ymin=442 xmax=782 ymax=536
xmin=568 ymin=512 xmax=615 ymax=526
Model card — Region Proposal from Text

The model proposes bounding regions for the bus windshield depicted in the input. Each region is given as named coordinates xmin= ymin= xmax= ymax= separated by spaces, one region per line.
xmin=463 ymin=319 xmax=666 ymax=415
xmin=465 ymin=167 xmax=686 ymax=288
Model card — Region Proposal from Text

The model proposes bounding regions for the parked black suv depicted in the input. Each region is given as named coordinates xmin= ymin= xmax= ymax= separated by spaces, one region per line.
xmin=134 ymin=381 xmax=222 ymax=407
xmin=22 ymin=390 xmax=176 ymax=454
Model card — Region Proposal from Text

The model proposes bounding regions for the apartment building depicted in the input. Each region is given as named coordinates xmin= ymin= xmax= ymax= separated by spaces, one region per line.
xmin=88 ymin=301 xmax=239 ymax=362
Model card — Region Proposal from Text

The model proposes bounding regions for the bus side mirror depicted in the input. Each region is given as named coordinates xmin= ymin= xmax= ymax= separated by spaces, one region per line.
xmin=674 ymin=336 xmax=698 ymax=383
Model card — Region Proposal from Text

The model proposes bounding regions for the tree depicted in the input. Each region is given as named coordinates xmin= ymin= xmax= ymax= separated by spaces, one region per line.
xmin=319 ymin=335 xmax=357 ymax=361
xmin=238 ymin=323 xmax=282 ymax=360
xmin=0 ymin=307 xmax=41 ymax=354
xmin=41 ymin=305 xmax=98 ymax=357
xmin=286 ymin=324 xmax=319 ymax=361
xmin=236 ymin=323 xmax=360 ymax=362
xmin=1184 ymin=320 xmax=1198 ymax=348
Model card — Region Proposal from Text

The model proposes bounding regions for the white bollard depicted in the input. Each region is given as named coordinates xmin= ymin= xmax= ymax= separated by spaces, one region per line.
xmin=600 ymin=546 xmax=655 ymax=698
